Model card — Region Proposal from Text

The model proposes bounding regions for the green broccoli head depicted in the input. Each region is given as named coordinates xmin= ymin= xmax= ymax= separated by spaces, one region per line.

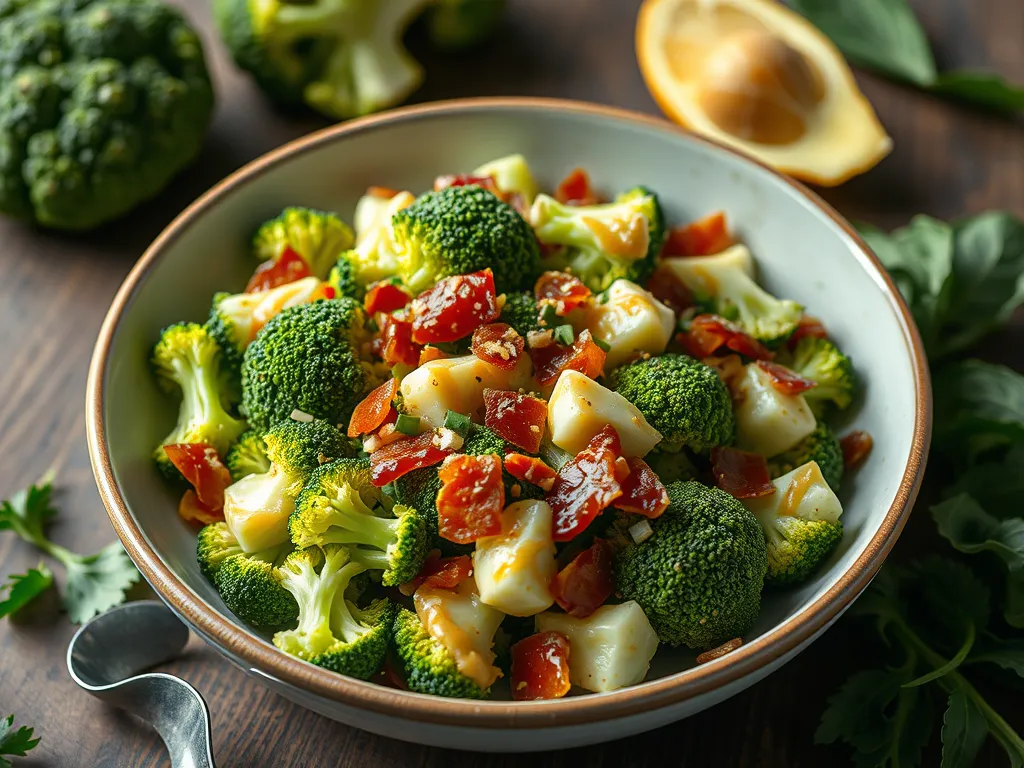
xmin=613 ymin=480 xmax=767 ymax=649
xmin=767 ymin=421 xmax=843 ymax=491
xmin=213 ymin=0 xmax=430 ymax=119
xmin=263 ymin=418 xmax=353 ymax=493
xmin=241 ymin=298 xmax=377 ymax=432
xmin=611 ymin=353 xmax=734 ymax=453
xmin=225 ymin=430 xmax=270 ymax=482
xmin=760 ymin=514 xmax=843 ymax=586
xmin=197 ymin=522 xmax=243 ymax=581
xmin=785 ymin=337 xmax=855 ymax=412
xmin=273 ymin=544 xmax=393 ymax=679
xmin=424 ymin=0 xmax=506 ymax=50
xmin=0 ymin=0 xmax=214 ymax=230
xmin=327 ymin=252 xmax=364 ymax=301
xmin=498 ymin=291 xmax=542 ymax=338
xmin=152 ymin=322 xmax=246 ymax=481
xmin=253 ymin=207 xmax=354 ymax=279
xmin=391 ymin=184 xmax=541 ymax=294
xmin=393 ymin=607 xmax=488 ymax=699
xmin=291 ymin=458 xmax=427 ymax=586
xmin=530 ymin=185 xmax=666 ymax=292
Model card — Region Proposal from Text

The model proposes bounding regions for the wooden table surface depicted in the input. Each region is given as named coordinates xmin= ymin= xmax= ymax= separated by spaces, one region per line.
xmin=2 ymin=1 xmax=1022 ymax=765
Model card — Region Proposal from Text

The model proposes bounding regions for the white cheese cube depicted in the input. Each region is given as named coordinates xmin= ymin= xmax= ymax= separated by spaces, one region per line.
xmin=744 ymin=461 xmax=843 ymax=523
xmin=660 ymin=244 xmax=756 ymax=296
xmin=584 ymin=280 xmax=675 ymax=369
xmin=734 ymin=363 xmax=816 ymax=457
xmin=415 ymin=585 xmax=505 ymax=690
xmin=223 ymin=468 xmax=294 ymax=553
xmin=472 ymin=154 xmax=539 ymax=204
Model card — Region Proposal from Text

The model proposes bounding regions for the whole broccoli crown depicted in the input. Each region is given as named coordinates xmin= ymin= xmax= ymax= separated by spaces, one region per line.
xmin=498 ymin=291 xmax=542 ymax=337
xmin=613 ymin=480 xmax=767 ymax=649
xmin=253 ymin=207 xmax=354 ymax=279
xmin=767 ymin=421 xmax=843 ymax=490
xmin=263 ymin=418 xmax=352 ymax=491
xmin=312 ymin=597 xmax=395 ymax=680
xmin=787 ymin=337 xmax=855 ymax=411
xmin=393 ymin=607 xmax=488 ymax=699
xmin=761 ymin=515 xmax=843 ymax=585
xmin=240 ymin=298 xmax=372 ymax=432
xmin=0 ymin=0 xmax=214 ymax=230
xmin=215 ymin=545 xmax=298 ymax=631
xmin=225 ymin=430 xmax=270 ymax=482
xmin=611 ymin=353 xmax=734 ymax=453
xmin=196 ymin=522 xmax=243 ymax=581
xmin=391 ymin=184 xmax=540 ymax=294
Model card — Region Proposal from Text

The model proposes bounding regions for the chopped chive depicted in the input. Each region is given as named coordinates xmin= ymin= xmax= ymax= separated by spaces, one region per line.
xmin=554 ymin=324 xmax=575 ymax=346
xmin=593 ymin=337 xmax=611 ymax=353
xmin=443 ymin=409 xmax=472 ymax=437
xmin=540 ymin=304 xmax=559 ymax=327
xmin=395 ymin=414 xmax=421 ymax=436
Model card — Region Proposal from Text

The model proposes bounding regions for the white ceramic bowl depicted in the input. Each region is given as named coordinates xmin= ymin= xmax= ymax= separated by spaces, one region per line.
xmin=87 ymin=98 xmax=930 ymax=752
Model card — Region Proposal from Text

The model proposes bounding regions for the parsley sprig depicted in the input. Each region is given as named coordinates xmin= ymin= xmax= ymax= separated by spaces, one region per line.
xmin=0 ymin=715 xmax=39 ymax=768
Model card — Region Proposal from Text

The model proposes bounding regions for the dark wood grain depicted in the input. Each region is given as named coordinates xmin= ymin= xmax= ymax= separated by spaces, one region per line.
xmin=1 ymin=0 xmax=1022 ymax=765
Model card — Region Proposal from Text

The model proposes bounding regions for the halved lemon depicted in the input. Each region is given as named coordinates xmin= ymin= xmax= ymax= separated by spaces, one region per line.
xmin=636 ymin=0 xmax=893 ymax=186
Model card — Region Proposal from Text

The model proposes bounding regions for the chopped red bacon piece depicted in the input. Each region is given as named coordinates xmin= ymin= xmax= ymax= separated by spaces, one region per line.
xmin=471 ymin=323 xmax=525 ymax=371
xmin=418 ymin=346 xmax=449 ymax=365
xmin=178 ymin=490 xmax=224 ymax=526
xmin=347 ymin=378 xmax=399 ymax=438
xmin=411 ymin=269 xmax=500 ymax=344
xmin=364 ymin=281 xmax=411 ymax=315
xmin=436 ymin=454 xmax=506 ymax=544
xmin=434 ymin=174 xmax=503 ymax=198
xmin=245 ymin=246 xmax=311 ymax=293
xmin=504 ymin=454 xmax=557 ymax=492
xmin=370 ymin=432 xmax=451 ymax=486
xmin=646 ymin=263 xmax=694 ymax=315
xmin=550 ymin=539 xmax=614 ymax=618
xmin=483 ymin=389 xmax=547 ymax=454
xmin=840 ymin=431 xmax=873 ymax=469
xmin=400 ymin=552 xmax=474 ymax=596
xmin=547 ymin=425 xmax=624 ymax=541
xmin=710 ymin=446 xmax=775 ymax=499
xmin=755 ymin=360 xmax=817 ymax=396
xmin=163 ymin=443 xmax=232 ymax=511
xmin=679 ymin=314 xmax=773 ymax=361
xmin=531 ymin=329 xmax=607 ymax=387
xmin=322 ymin=285 xmax=337 ymax=300
xmin=378 ymin=314 xmax=422 ymax=366
xmin=616 ymin=457 xmax=670 ymax=518
xmin=534 ymin=271 xmax=592 ymax=316
xmin=788 ymin=315 xmax=828 ymax=349
xmin=367 ymin=185 xmax=400 ymax=199
xmin=663 ymin=212 xmax=735 ymax=257
xmin=510 ymin=631 xmax=572 ymax=701
xmin=554 ymin=168 xmax=602 ymax=206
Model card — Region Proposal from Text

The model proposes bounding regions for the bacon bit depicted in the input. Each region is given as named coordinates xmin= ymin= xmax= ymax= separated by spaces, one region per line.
xmin=504 ymin=453 xmax=557 ymax=492
xmin=755 ymin=360 xmax=817 ymax=396
xmin=710 ymin=446 xmax=775 ymax=499
xmin=531 ymin=329 xmax=607 ymax=387
xmin=418 ymin=346 xmax=449 ymax=365
xmin=526 ymin=329 xmax=555 ymax=349
xmin=369 ymin=432 xmax=451 ymax=486
xmin=510 ymin=631 xmax=572 ymax=701
xmin=178 ymin=490 xmax=224 ymax=526
xmin=163 ymin=443 xmax=232 ymax=511
xmin=616 ymin=457 xmax=670 ymax=518
xmin=840 ymin=431 xmax=873 ymax=469
xmin=367 ymin=185 xmax=400 ymax=199
xmin=471 ymin=323 xmax=525 ymax=370
xmin=322 ymin=285 xmax=337 ymax=300
xmin=534 ymin=272 xmax=592 ymax=316
xmin=436 ymin=454 xmax=506 ymax=544
xmin=411 ymin=269 xmax=500 ymax=344
xmin=245 ymin=246 xmax=312 ymax=293
xmin=695 ymin=637 xmax=744 ymax=664
xmin=645 ymin=263 xmax=694 ymax=315
xmin=434 ymin=174 xmax=504 ymax=199
xmin=364 ymin=281 xmax=411 ymax=315
xmin=554 ymin=168 xmax=602 ymax=206
xmin=483 ymin=389 xmax=548 ymax=454
xmin=679 ymin=314 xmax=773 ymax=361
xmin=788 ymin=315 xmax=828 ymax=349
xmin=703 ymin=354 xmax=746 ymax=390
xmin=378 ymin=314 xmax=422 ymax=366
xmin=550 ymin=539 xmax=614 ymax=617
xmin=347 ymin=378 xmax=399 ymax=438
xmin=400 ymin=552 xmax=474 ymax=596
xmin=547 ymin=426 xmax=624 ymax=541
xmin=663 ymin=212 xmax=736 ymax=257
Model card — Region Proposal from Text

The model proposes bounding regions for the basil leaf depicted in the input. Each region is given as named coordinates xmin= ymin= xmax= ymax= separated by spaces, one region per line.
xmin=932 ymin=71 xmax=1024 ymax=114
xmin=912 ymin=557 xmax=991 ymax=640
xmin=940 ymin=688 xmax=989 ymax=768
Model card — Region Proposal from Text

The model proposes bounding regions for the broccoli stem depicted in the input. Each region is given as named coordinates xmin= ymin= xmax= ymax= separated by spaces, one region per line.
xmin=347 ymin=548 xmax=390 ymax=571
xmin=333 ymin=595 xmax=371 ymax=644
xmin=323 ymin=497 xmax=397 ymax=552
xmin=274 ymin=0 xmax=351 ymax=40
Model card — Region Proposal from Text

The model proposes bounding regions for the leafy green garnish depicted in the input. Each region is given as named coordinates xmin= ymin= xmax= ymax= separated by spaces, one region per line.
xmin=0 ymin=564 xmax=53 ymax=619
xmin=0 ymin=714 xmax=40 ymax=768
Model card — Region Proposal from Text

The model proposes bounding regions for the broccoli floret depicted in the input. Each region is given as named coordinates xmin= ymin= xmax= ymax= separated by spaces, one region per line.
xmin=785 ymin=337 xmax=855 ymax=412
xmin=152 ymin=323 xmax=246 ymax=481
xmin=241 ymin=298 xmax=377 ymax=432
xmin=225 ymin=430 xmax=270 ymax=482
xmin=197 ymin=521 xmax=244 ymax=581
xmin=644 ymin=450 xmax=700 ymax=485
xmin=0 ymin=0 xmax=214 ymax=230
xmin=329 ymin=190 xmax=416 ymax=300
xmin=424 ymin=0 xmax=506 ymax=50
xmin=529 ymin=186 xmax=665 ymax=292
xmin=264 ymin=419 xmax=353 ymax=493
xmin=253 ymin=207 xmax=354 ymax=279
xmin=291 ymin=458 xmax=427 ymax=586
xmin=214 ymin=0 xmax=430 ymax=119
xmin=611 ymin=354 xmax=734 ymax=453
xmin=391 ymin=184 xmax=541 ymax=294
xmin=767 ymin=421 xmax=843 ymax=490
xmin=393 ymin=607 xmax=488 ymax=699
xmin=613 ymin=480 xmax=767 ymax=649
xmin=498 ymin=292 xmax=542 ymax=338
xmin=273 ymin=545 xmax=394 ymax=679
xmin=389 ymin=467 xmax=467 ymax=556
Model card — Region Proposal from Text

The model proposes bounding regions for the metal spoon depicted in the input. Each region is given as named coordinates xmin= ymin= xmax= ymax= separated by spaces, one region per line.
xmin=66 ymin=600 xmax=217 ymax=768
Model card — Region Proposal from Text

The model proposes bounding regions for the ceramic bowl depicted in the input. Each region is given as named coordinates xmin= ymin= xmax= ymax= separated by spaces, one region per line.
xmin=86 ymin=98 xmax=930 ymax=752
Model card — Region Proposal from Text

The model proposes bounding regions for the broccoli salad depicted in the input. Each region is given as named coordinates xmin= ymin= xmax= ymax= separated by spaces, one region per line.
xmin=152 ymin=155 xmax=871 ymax=701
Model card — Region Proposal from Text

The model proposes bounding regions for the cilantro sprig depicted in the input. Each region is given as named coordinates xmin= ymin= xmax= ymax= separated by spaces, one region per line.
xmin=0 ymin=473 xmax=138 ymax=624
xmin=0 ymin=715 xmax=40 ymax=768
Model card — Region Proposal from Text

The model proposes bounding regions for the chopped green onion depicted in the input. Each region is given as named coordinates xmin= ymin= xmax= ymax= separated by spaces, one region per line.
xmin=554 ymin=324 xmax=574 ymax=346
xmin=593 ymin=337 xmax=611 ymax=353
xmin=540 ymin=304 xmax=559 ymax=327
xmin=394 ymin=414 xmax=421 ymax=436
xmin=443 ymin=410 xmax=472 ymax=437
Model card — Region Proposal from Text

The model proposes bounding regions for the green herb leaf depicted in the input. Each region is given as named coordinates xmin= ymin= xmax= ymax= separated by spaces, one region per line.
xmin=933 ymin=361 xmax=1024 ymax=462
xmin=0 ymin=564 xmax=53 ymax=618
xmin=912 ymin=557 xmax=991 ymax=640
xmin=969 ymin=637 xmax=1024 ymax=679
xmin=442 ymin=410 xmax=472 ymax=438
xmin=553 ymin=324 xmax=574 ymax=346
xmin=904 ymin=623 xmax=974 ymax=689
xmin=940 ymin=688 xmax=989 ymax=768
xmin=787 ymin=0 xmax=936 ymax=86
xmin=0 ymin=714 xmax=40 ymax=766
xmin=394 ymin=414 xmax=421 ymax=436
xmin=933 ymin=494 xmax=1024 ymax=572
xmin=60 ymin=542 xmax=140 ymax=625
xmin=0 ymin=471 xmax=57 ymax=546
xmin=932 ymin=71 xmax=1024 ymax=114
xmin=1006 ymin=573 xmax=1024 ymax=629
xmin=947 ymin=443 xmax=1024 ymax=512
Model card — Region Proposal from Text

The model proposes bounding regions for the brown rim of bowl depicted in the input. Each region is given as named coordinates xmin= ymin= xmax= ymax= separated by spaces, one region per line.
xmin=86 ymin=96 xmax=931 ymax=730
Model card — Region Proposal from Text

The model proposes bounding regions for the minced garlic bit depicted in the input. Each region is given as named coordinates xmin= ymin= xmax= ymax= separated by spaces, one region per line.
xmin=433 ymin=427 xmax=464 ymax=452
xmin=527 ymin=329 xmax=554 ymax=349
xmin=290 ymin=409 xmax=314 ymax=423
xmin=628 ymin=519 xmax=653 ymax=544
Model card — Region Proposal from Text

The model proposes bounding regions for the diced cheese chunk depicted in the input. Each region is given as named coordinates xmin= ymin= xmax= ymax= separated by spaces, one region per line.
xmin=473 ymin=500 xmax=557 ymax=617
xmin=400 ymin=353 xmax=532 ymax=428
xmin=535 ymin=601 xmax=659 ymax=693
xmin=547 ymin=370 xmax=662 ymax=457
xmin=353 ymin=190 xmax=415 ymax=243
xmin=660 ymin=243 xmax=755 ymax=296
xmin=582 ymin=280 xmax=675 ymax=369
xmin=217 ymin=276 xmax=325 ymax=347
xmin=734 ymin=363 xmax=816 ymax=457
xmin=415 ymin=585 xmax=505 ymax=690
xmin=472 ymin=154 xmax=539 ymax=204
xmin=744 ymin=461 xmax=843 ymax=523
xmin=351 ymin=191 xmax=416 ymax=283
xmin=223 ymin=468 xmax=294 ymax=553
